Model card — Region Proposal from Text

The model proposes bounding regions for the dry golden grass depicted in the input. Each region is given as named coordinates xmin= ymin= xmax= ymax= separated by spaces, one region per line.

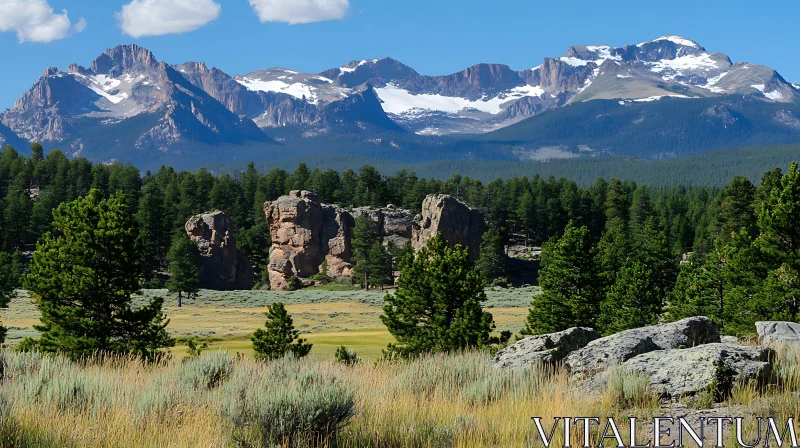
xmin=2 ymin=343 xmax=800 ymax=447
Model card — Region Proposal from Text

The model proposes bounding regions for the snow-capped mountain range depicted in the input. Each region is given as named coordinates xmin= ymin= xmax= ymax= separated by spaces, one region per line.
xmin=0 ymin=35 xmax=798 ymax=160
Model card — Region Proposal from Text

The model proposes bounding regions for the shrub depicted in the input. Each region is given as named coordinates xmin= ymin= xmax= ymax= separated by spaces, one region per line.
xmin=178 ymin=351 xmax=234 ymax=390
xmin=334 ymin=346 xmax=360 ymax=366
xmin=605 ymin=365 xmax=657 ymax=409
xmin=220 ymin=358 xmax=355 ymax=446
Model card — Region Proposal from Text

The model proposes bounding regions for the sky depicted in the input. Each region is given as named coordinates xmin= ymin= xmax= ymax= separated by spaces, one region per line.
xmin=0 ymin=0 xmax=799 ymax=109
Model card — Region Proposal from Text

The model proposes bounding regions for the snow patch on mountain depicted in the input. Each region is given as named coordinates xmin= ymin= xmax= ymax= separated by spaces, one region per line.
xmin=560 ymin=45 xmax=621 ymax=67
xmin=700 ymin=72 xmax=729 ymax=93
xmin=638 ymin=35 xmax=700 ymax=48
xmin=72 ymin=73 xmax=130 ymax=104
xmin=340 ymin=59 xmax=382 ymax=73
xmin=648 ymin=53 xmax=720 ymax=79
xmin=375 ymin=83 xmax=544 ymax=115
xmin=237 ymin=76 xmax=325 ymax=104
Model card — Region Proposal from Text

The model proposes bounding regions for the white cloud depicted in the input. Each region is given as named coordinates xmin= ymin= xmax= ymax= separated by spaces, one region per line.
xmin=117 ymin=0 xmax=221 ymax=38
xmin=249 ymin=0 xmax=349 ymax=25
xmin=0 ymin=0 xmax=85 ymax=43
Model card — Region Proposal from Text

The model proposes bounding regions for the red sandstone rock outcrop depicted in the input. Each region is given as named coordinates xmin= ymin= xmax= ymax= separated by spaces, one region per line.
xmin=264 ymin=190 xmax=354 ymax=290
xmin=264 ymin=192 xmax=486 ymax=289
xmin=185 ymin=210 xmax=254 ymax=290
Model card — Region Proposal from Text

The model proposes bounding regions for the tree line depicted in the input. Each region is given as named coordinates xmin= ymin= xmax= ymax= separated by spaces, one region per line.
xmin=522 ymin=164 xmax=800 ymax=337
xmin=0 ymin=142 xmax=795 ymax=353
xmin=0 ymin=144 xmax=721 ymax=284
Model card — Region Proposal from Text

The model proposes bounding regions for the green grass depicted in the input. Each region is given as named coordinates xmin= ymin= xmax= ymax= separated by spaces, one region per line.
xmin=3 ymin=287 xmax=537 ymax=361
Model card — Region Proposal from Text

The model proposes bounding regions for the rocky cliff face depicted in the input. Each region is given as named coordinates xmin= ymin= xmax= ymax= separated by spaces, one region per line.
xmin=185 ymin=210 xmax=254 ymax=291
xmin=264 ymin=190 xmax=354 ymax=290
xmin=1 ymin=44 xmax=270 ymax=157
xmin=351 ymin=205 xmax=415 ymax=248
xmin=264 ymin=193 xmax=485 ymax=289
xmin=412 ymin=194 xmax=486 ymax=261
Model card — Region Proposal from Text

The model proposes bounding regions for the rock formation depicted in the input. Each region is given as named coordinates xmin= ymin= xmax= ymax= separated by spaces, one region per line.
xmin=564 ymin=317 xmax=720 ymax=380
xmin=185 ymin=210 xmax=254 ymax=291
xmin=756 ymin=321 xmax=800 ymax=344
xmin=619 ymin=344 xmax=774 ymax=399
xmin=264 ymin=192 xmax=487 ymax=289
xmin=412 ymin=194 xmax=486 ymax=261
xmin=492 ymin=327 xmax=599 ymax=368
xmin=264 ymin=190 xmax=354 ymax=290
xmin=351 ymin=205 xmax=415 ymax=248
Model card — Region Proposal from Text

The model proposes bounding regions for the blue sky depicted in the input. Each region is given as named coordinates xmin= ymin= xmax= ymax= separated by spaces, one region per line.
xmin=1 ymin=0 xmax=798 ymax=109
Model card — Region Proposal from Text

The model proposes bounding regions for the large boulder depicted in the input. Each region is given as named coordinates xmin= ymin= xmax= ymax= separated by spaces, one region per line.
xmin=564 ymin=317 xmax=720 ymax=379
xmin=412 ymin=194 xmax=486 ymax=261
xmin=351 ymin=205 xmax=415 ymax=248
xmin=185 ymin=210 xmax=254 ymax=290
xmin=621 ymin=344 xmax=774 ymax=398
xmin=492 ymin=327 xmax=599 ymax=368
xmin=264 ymin=190 xmax=354 ymax=290
xmin=756 ymin=321 xmax=800 ymax=344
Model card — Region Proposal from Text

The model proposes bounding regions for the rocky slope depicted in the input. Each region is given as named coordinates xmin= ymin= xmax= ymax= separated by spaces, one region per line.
xmin=2 ymin=36 xmax=797 ymax=165
xmin=219 ymin=35 xmax=799 ymax=135
xmin=1 ymin=44 xmax=270 ymax=158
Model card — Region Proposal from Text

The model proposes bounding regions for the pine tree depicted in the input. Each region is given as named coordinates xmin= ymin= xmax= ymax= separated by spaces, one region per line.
xmin=476 ymin=227 xmax=507 ymax=285
xmin=251 ymin=302 xmax=312 ymax=360
xmin=599 ymin=260 xmax=663 ymax=335
xmin=352 ymin=213 xmax=380 ymax=264
xmin=354 ymin=243 xmax=393 ymax=289
xmin=0 ymin=252 xmax=21 ymax=343
xmin=667 ymin=233 xmax=758 ymax=334
xmin=381 ymin=234 xmax=495 ymax=357
xmin=715 ymin=176 xmax=757 ymax=240
xmin=136 ymin=181 xmax=170 ymax=282
xmin=523 ymin=222 xmax=602 ymax=335
xmin=166 ymin=232 xmax=201 ymax=307
xmin=23 ymin=190 xmax=174 ymax=360
xmin=756 ymin=161 xmax=800 ymax=322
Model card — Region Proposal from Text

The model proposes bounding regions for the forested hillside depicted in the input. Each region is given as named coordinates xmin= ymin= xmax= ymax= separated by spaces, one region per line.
xmin=1 ymin=141 xmax=798 ymax=337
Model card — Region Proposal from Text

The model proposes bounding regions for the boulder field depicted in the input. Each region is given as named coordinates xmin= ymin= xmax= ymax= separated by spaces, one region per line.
xmin=493 ymin=317 xmax=795 ymax=400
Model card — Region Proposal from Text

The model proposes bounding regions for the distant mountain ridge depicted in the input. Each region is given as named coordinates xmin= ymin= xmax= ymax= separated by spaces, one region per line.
xmin=0 ymin=36 xmax=798 ymax=167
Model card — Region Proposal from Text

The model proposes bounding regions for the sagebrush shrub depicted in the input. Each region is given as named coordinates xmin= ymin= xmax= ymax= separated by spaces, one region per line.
xmin=220 ymin=358 xmax=355 ymax=446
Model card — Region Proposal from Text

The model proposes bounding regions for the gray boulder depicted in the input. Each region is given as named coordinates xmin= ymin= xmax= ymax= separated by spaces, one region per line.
xmin=621 ymin=343 xmax=774 ymax=398
xmin=492 ymin=327 xmax=599 ymax=368
xmin=564 ymin=317 xmax=720 ymax=379
xmin=756 ymin=321 xmax=800 ymax=344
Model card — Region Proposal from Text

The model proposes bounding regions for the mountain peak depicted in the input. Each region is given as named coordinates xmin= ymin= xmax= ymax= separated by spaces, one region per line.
xmin=90 ymin=44 xmax=159 ymax=77
xmin=638 ymin=35 xmax=701 ymax=48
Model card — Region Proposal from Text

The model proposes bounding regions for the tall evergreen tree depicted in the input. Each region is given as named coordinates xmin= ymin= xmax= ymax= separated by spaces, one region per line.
xmin=715 ymin=176 xmax=757 ymax=240
xmin=756 ymin=161 xmax=800 ymax=322
xmin=600 ymin=259 xmax=663 ymax=335
xmin=354 ymin=243 xmax=394 ymax=288
xmin=523 ymin=222 xmax=602 ymax=335
xmin=23 ymin=190 xmax=174 ymax=360
xmin=166 ymin=232 xmax=201 ymax=307
xmin=0 ymin=252 xmax=21 ymax=343
xmin=251 ymin=302 xmax=312 ymax=360
xmin=667 ymin=233 xmax=758 ymax=334
xmin=381 ymin=235 xmax=494 ymax=357
xmin=136 ymin=182 xmax=170 ymax=282
xmin=476 ymin=227 xmax=508 ymax=285
xmin=352 ymin=213 xmax=380 ymax=264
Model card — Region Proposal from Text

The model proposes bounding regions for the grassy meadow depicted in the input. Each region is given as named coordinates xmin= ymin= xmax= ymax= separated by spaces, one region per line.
xmin=1 ymin=344 xmax=800 ymax=447
xmin=4 ymin=287 xmax=800 ymax=446
xmin=2 ymin=286 xmax=537 ymax=360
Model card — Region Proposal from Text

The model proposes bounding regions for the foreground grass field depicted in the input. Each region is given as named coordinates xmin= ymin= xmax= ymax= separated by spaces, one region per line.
xmin=2 ymin=345 xmax=800 ymax=447
xmin=2 ymin=287 xmax=537 ymax=360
